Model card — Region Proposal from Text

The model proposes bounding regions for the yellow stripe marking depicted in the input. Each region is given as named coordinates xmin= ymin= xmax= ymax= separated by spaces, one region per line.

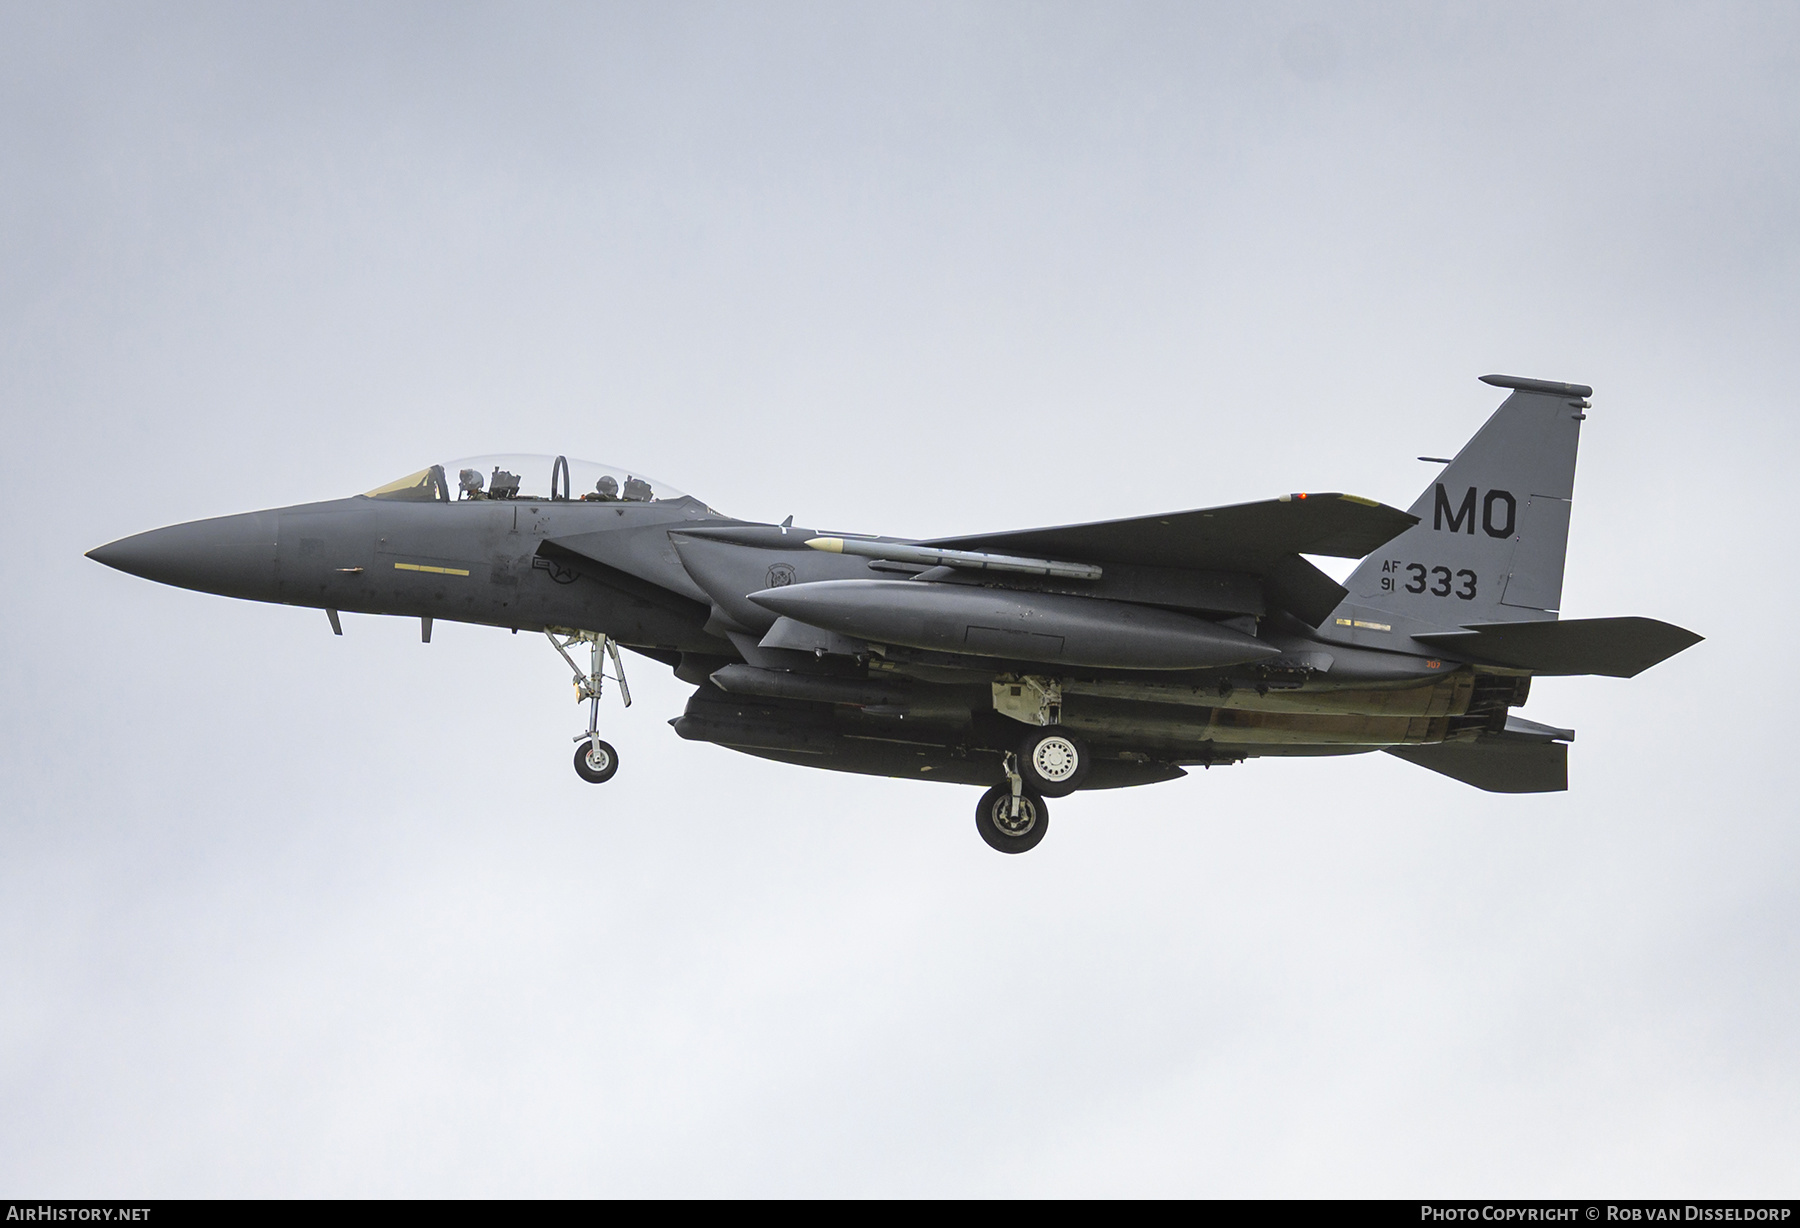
xmin=393 ymin=562 xmax=470 ymax=577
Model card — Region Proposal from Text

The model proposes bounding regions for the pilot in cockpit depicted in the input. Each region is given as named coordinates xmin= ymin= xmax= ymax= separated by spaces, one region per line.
xmin=584 ymin=475 xmax=620 ymax=502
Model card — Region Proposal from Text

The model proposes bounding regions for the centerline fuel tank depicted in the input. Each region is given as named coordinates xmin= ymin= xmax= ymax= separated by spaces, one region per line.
xmin=747 ymin=579 xmax=1280 ymax=671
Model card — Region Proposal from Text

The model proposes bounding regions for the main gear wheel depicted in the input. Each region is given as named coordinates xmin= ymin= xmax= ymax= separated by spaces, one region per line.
xmin=975 ymin=783 xmax=1049 ymax=854
xmin=1017 ymin=728 xmax=1089 ymax=798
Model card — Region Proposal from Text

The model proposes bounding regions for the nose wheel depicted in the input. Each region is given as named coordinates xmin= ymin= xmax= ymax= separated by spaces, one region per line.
xmin=574 ymin=739 xmax=619 ymax=783
xmin=547 ymin=629 xmax=631 ymax=785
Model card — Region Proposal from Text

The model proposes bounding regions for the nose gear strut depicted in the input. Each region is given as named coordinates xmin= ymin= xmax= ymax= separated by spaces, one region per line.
xmin=546 ymin=629 xmax=631 ymax=783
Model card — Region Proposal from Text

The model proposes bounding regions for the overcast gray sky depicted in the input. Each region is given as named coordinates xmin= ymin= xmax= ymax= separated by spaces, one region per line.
xmin=2 ymin=0 xmax=1796 ymax=1196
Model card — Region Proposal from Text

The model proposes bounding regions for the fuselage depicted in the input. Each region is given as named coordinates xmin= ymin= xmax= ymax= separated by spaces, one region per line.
xmin=88 ymin=479 xmax=1509 ymax=786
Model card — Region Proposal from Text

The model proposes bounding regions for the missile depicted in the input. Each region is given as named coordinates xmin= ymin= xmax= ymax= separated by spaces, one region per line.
xmin=806 ymin=536 xmax=1103 ymax=580
xmin=746 ymin=579 xmax=1279 ymax=671
xmin=710 ymin=663 xmax=915 ymax=708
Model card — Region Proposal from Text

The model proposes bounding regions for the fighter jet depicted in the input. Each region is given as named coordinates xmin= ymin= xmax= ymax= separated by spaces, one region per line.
xmin=88 ymin=374 xmax=1700 ymax=853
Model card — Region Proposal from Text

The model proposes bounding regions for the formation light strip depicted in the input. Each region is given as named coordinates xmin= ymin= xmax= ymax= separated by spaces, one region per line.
xmin=393 ymin=562 xmax=470 ymax=577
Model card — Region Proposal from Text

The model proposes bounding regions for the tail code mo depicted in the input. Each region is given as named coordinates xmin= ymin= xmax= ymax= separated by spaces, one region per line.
xmin=1434 ymin=484 xmax=1516 ymax=538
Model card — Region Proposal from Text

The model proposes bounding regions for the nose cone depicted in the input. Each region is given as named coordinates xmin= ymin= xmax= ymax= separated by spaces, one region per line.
xmin=87 ymin=511 xmax=280 ymax=602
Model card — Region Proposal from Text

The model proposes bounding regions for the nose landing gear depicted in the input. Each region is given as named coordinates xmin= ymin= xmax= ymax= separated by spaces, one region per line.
xmin=574 ymin=738 xmax=618 ymax=783
xmin=547 ymin=629 xmax=631 ymax=784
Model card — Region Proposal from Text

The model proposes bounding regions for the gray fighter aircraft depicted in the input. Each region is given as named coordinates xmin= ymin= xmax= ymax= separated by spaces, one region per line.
xmin=88 ymin=374 xmax=1700 ymax=853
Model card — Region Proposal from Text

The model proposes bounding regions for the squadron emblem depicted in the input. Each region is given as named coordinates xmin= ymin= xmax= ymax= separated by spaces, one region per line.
xmin=530 ymin=555 xmax=580 ymax=585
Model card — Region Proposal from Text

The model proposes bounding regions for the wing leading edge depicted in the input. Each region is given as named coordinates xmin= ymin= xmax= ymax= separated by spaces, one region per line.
xmin=920 ymin=493 xmax=1417 ymax=568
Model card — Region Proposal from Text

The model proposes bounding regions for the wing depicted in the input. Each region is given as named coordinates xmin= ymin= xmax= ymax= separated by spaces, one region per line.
xmin=920 ymin=493 xmax=1417 ymax=568
xmin=920 ymin=493 xmax=1418 ymax=626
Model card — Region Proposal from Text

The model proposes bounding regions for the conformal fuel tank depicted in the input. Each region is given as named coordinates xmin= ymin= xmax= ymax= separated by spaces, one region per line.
xmin=747 ymin=579 xmax=1280 ymax=671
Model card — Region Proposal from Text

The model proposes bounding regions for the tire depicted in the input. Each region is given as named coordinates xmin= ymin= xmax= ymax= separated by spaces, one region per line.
xmin=975 ymin=784 xmax=1049 ymax=854
xmin=574 ymin=739 xmax=619 ymax=784
xmin=1017 ymin=728 xmax=1089 ymax=798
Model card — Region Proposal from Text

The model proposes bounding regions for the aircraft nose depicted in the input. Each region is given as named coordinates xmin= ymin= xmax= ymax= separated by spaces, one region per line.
xmin=87 ymin=510 xmax=281 ymax=602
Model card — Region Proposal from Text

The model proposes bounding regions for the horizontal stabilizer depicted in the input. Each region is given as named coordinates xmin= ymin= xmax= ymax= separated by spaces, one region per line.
xmin=921 ymin=493 xmax=1417 ymax=570
xmin=1384 ymin=738 xmax=1568 ymax=793
xmin=1414 ymin=616 xmax=1702 ymax=678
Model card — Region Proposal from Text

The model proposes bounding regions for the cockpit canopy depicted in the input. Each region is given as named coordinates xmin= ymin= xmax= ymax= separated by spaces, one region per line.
xmin=364 ymin=454 xmax=690 ymax=505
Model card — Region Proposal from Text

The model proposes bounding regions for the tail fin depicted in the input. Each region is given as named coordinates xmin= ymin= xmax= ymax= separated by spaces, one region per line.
xmin=1342 ymin=374 xmax=1589 ymax=627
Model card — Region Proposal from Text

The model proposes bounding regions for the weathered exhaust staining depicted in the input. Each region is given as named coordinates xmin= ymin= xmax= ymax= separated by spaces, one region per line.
xmin=87 ymin=380 xmax=1703 ymax=853
xmin=1060 ymin=673 xmax=1476 ymax=719
xmin=1055 ymin=695 xmax=1454 ymax=749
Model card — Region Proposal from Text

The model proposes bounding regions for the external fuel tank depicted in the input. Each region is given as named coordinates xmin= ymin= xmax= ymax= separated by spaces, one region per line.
xmin=747 ymin=578 xmax=1280 ymax=671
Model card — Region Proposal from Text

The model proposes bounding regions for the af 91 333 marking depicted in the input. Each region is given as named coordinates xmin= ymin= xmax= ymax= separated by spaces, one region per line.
xmin=1378 ymin=559 xmax=1477 ymax=599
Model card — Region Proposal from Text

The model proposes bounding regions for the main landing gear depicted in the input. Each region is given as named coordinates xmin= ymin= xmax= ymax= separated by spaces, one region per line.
xmin=546 ymin=629 xmax=631 ymax=785
xmin=975 ymin=752 xmax=1050 ymax=854
xmin=973 ymin=724 xmax=1093 ymax=852
xmin=1016 ymin=726 xmax=1089 ymax=798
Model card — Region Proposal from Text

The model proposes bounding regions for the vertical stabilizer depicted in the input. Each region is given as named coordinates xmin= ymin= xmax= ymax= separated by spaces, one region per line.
xmin=1340 ymin=375 xmax=1588 ymax=627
